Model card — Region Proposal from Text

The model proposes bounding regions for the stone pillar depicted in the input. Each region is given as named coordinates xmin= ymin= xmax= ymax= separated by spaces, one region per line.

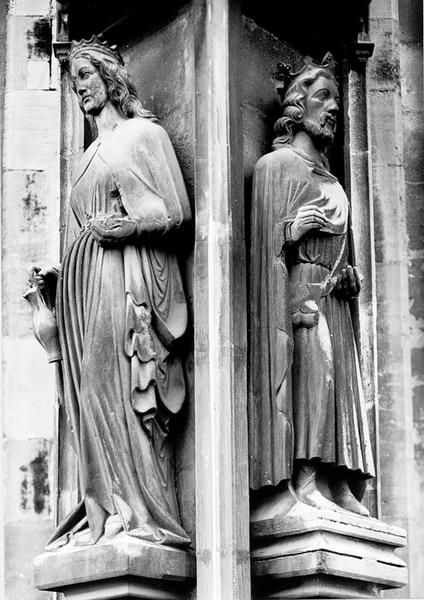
xmin=367 ymin=1 xmax=418 ymax=596
xmin=193 ymin=1 xmax=251 ymax=598
xmin=346 ymin=39 xmax=379 ymax=518
xmin=1 ymin=1 xmax=60 ymax=598
xmin=398 ymin=0 xmax=424 ymax=594
xmin=0 ymin=2 xmax=6 ymax=596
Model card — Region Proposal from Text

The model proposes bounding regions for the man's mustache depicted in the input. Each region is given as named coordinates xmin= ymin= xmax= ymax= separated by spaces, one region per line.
xmin=320 ymin=112 xmax=337 ymax=129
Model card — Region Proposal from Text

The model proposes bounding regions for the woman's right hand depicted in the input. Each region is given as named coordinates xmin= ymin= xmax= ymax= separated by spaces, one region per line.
xmin=29 ymin=266 xmax=59 ymax=309
xmin=90 ymin=214 xmax=138 ymax=248
xmin=289 ymin=204 xmax=329 ymax=242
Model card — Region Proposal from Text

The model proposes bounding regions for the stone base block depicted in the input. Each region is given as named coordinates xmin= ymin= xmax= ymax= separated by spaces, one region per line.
xmin=33 ymin=533 xmax=195 ymax=600
xmin=251 ymin=503 xmax=407 ymax=599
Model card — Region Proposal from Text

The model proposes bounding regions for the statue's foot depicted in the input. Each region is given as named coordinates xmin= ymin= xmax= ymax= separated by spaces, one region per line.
xmin=331 ymin=479 xmax=370 ymax=517
xmin=73 ymin=529 xmax=98 ymax=546
xmin=104 ymin=514 xmax=124 ymax=539
xmin=295 ymin=486 xmax=346 ymax=513
xmin=73 ymin=514 xmax=123 ymax=545
xmin=250 ymin=481 xmax=298 ymax=522
xmin=293 ymin=462 xmax=345 ymax=513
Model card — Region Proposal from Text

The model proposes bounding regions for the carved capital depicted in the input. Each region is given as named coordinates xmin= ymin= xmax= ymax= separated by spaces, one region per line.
xmin=53 ymin=40 xmax=71 ymax=64
xmin=54 ymin=0 xmax=70 ymax=64
xmin=349 ymin=39 xmax=375 ymax=70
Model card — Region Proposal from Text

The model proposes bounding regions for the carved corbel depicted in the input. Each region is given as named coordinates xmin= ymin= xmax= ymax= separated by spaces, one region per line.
xmin=54 ymin=0 xmax=71 ymax=63
xmin=348 ymin=12 xmax=374 ymax=71
xmin=350 ymin=38 xmax=374 ymax=69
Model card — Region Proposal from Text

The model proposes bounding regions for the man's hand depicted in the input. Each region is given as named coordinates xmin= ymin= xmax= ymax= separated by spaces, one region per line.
xmin=334 ymin=266 xmax=362 ymax=299
xmin=289 ymin=204 xmax=329 ymax=242
xmin=91 ymin=214 xmax=138 ymax=248
xmin=292 ymin=300 xmax=320 ymax=329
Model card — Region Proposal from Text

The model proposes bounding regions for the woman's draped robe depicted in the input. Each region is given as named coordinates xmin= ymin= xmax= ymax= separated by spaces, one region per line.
xmin=248 ymin=145 xmax=375 ymax=491
xmin=54 ymin=118 xmax=191 ymax=546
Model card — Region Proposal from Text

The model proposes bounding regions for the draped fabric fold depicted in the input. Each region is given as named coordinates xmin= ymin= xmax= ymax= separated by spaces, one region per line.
xmin=53 ymin=118 xmax=191 ymax=547
xmin=248 ymin=145 xmax=375 ymax=491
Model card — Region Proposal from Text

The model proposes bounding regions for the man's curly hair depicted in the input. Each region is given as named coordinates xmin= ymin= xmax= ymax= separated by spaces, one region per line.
xmin=71 ymin=52 xmax=158 ymax=122
xmin=273 ymin=67 xmax=336 ymax=149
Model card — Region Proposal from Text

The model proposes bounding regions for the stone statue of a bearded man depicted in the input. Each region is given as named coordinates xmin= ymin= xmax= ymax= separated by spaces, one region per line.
xmin=249 ymin=53 xmax=375 ymax=517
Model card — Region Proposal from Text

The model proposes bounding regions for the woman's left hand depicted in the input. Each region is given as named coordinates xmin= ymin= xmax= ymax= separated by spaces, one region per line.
xmin=91 ymin=214 xmax=138 ymax=248
xmin=334 ymin=266 xmax=363 ymax=299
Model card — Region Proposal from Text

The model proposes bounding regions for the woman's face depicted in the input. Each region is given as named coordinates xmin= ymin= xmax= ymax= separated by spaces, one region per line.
xmin=70 ymin=57 xmax=108 ymax=116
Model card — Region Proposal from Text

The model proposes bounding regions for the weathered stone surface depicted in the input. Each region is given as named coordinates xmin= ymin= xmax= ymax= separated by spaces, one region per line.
xmin=34 ymin=535 xmax=195 ymax=599
xmin=52 ymin=580 xmax=188 ymax=600
xmin=1 ymin=3 xmax=60 ymax=600
xmin=5 ymin=521 xmax=54 ymax=600
xmin=191 ymin=2 xmax=251 ymax=598
xmin=2 ymin=170 xmax=59 ymax=339
xmin=254 ymin=577 xmax=385 ymax=600
xmin=251 ymin=503 xmax=407 ymax=599
xmin=368 ymin=0 xmax=423 ymax=596
xmin=348 ymin=55 xmax=378 ymax=515
xmin=5 ymin=438 xmax=52 ymax=520
xmin=6 ymin=15 xmax=52 ymax=90
xmin=399 ymin=0 xmax=424 ymax=593
xmin=3 ymin=90 xmax=59 ymax=170
xmin=241 ymin=16 xmax=299 ymax=177
xmin=9 ymin=0 xmax=52 ymax=17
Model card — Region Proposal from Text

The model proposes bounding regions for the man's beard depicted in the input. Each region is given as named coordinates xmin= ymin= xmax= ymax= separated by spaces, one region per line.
xmin=303 ymin=113 xmax=336 ymax=150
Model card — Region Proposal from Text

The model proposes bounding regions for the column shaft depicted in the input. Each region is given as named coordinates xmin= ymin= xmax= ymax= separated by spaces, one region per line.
xmin=193 ymin=0 xmax=251 ymax=598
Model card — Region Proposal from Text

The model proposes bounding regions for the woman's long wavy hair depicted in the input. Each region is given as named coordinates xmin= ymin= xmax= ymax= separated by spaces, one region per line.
xmin=273 ymin=67 xmax=336 ymax=150
xmin=71 ymin=51 xmax=158 ymax=123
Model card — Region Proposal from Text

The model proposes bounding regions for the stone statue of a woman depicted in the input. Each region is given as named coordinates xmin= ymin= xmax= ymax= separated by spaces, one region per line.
xmin=32 ymin=36 xmax=191 ymax=547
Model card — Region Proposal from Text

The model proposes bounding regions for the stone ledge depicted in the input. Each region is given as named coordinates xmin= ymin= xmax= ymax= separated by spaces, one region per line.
xmin=251 ymin=503 xmax=407 ymax=599
xmin=34 ymin=533 xmax=195 ymax=599
xmin=253 ymin=546 xmax=407 ymax=587
xmin=253 ymin=574 xmax=383 ymax=599
xmin=252 ymin=529 xmax=406 ymax=567
xmin=251 ymin=502 xmax=407 ymax=547
xmin=45 ymin=577 xmax=190 ymax=600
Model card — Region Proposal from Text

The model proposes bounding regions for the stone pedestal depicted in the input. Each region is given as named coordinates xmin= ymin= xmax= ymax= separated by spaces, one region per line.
xmin=251 ymin=503 xmax=407 ymax=599
xmin=33 ymin=534 xmax=195 ymax=600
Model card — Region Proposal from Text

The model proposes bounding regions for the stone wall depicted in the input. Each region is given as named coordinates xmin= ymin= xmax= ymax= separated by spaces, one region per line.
xmin=1 ymin=0 xmax=60 ymax=598
xmin=368 ymin=0 xmax=424 ymax=596
xmin=400 ymin=0 xmax=424 ymax=595
xmin=1 ymin=0 xmax=423 ymax=598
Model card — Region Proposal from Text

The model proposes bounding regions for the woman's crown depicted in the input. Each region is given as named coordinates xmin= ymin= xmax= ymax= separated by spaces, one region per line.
xmin=69 ymin=34 xmax=124 ymax=65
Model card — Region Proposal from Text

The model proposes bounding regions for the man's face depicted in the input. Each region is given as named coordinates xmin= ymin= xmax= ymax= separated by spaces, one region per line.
xmin=302 ymin=75 xmax=339 ymax=149
xmin=71 ymin=57 xmax=108 ymax=116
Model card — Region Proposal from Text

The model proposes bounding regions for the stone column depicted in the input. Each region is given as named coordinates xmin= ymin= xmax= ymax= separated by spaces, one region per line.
xmin=1 ymin=1 xmax=60 ymax=598
xmin=193 ymin=1 xmax=251 ymax=598
xmin=368 ymin=0 xmax=424 ymax=595
xmin=398 ymin=0 xmax=424 ymax=594
xmin=346 ymin=38 xmax=379 ymax=517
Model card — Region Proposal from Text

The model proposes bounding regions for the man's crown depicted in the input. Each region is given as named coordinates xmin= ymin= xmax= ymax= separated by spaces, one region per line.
xmin=273 ymin=52 xmax=337 ymax=98
xmin=69 ymin=34 xmax=124 ymax=66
